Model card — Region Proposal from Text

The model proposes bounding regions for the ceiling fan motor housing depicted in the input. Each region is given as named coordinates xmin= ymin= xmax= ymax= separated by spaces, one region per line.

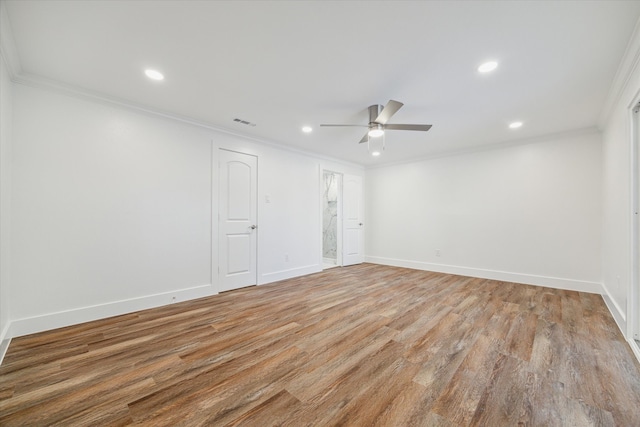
xmin=368 ymin=104 xmax=383 ymax=125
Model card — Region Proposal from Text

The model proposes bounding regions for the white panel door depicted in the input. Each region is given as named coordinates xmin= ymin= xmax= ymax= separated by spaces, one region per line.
xmin=342 ymin=174 xmax=364 ymax=266
xmin=219 ymin=149 xmax=257 ymax=292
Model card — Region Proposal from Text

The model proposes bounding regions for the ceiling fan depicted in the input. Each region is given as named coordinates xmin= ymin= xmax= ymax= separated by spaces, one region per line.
xmin=320 ymin=100 xmax=432 ymax=145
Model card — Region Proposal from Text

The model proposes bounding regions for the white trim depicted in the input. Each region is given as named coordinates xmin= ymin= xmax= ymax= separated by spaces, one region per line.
xmin=260 ymin=264 xmax=321 ymax=285
xmin=318 ymin=166 xmax=324 ymax=269
xmin=8 ymin=284 xmax=215 ymax=339
xmin=210 ymin=140 xmax=218 ymax=294
xmin=0 ymin=0 xmax=14 ymax=367
xmin=0 ymin=0 xmax=22 ymax=78
xmin=320 ymin=168 xmax=344 ymax=269
xmin=0 ymin=320 xmax=8 ymax=345
xmin=602 ymin=281 xmax=628 ymax=331
xmin=0 ymin=337 xmax=9 ymax=366
xmin=365 ymin=256 xmax=603 ymax=294
xmin=629 ymin=93 xmax=640 ymax=341
xmin=599 ymin=15 xmax=640 ymax=128
xmin=602 ymin=281 xmax=640 ymax=365
xmin=337 ymin=172 xmax=344 ymax=267
xmin=11 ymin=73 xmax=364 ymax=172
xmin=365 ymin=127 xmax=600 ymax=170
xmin=602 ymin=284 xmax=640 ymax=365
xmin=630 ymin=339 xmax=640 ymax=364
xmin=3 ymin=44 xmax=602 ymax=176
xmin=0 ymin=319 xmax=10 ymax=365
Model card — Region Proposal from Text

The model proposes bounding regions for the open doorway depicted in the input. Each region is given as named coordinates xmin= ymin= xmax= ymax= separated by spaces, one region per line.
xmin=322 ymin=171 xmax=342 ymax=270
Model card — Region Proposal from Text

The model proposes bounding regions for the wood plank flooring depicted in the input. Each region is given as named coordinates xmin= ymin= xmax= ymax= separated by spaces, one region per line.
xmin=1 ymin=263 xmax=639 ymax=426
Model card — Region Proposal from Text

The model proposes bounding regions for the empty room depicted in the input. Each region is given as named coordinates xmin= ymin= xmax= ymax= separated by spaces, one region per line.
xmin=1 ymin=0 xmax=640 ymax=425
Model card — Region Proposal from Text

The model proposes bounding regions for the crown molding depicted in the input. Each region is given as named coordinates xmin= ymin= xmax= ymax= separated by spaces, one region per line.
xmin=0 ymin=0 xmax=362 ymax=171
xmin=598 ymin=15 xmax=640 ymax=128
xmin=0 ymin=0 xmax=22 ymax=78
xmin=12 ymin=71 xmax=365 ymax=171
xmin=365 ymin=126 xmax=601 ymax=170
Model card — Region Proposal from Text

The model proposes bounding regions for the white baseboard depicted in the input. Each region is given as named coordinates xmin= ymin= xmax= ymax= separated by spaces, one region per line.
xmin=365 ymin=256 xmax=603 ymax=294
xmin=601 ymin=281 xmax=627 ymax=333
xmin=0 ymin=320 xmax=10 ymax=366
xmin=630 ymin=338 xmax=640 ymax=364
xmin=0 ymin=338 xmax=9 ymax=366
xmin=260 ymin=264 xmax=322 ymax=285
xmin=0 ymin=320 xmax=9 ymax=345
xmin=8 ymin=284 xmax=216 ymax=339
xmin=600 ymin=283 xmax=640 ymax=364
xmin=4 ymin=262 xmax=323 ymax=356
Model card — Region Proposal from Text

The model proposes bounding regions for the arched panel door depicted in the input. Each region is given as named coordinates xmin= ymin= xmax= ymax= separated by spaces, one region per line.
xmin=219 ymin=149 xmax=257 ymax=291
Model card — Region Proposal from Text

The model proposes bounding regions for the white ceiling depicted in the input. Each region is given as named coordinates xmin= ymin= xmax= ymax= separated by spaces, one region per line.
xmin=4 ymin=0 xmax=640 ymax=166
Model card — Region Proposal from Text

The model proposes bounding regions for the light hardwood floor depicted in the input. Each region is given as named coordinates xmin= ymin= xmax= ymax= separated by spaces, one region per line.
xmin=1 ymin=264 xmax=639 ymax=426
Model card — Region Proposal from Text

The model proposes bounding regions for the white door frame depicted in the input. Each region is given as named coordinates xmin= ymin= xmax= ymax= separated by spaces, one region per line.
xmin=630 ymin=96 xmax=640 ymax=344
xmin=318 ymin=167 xmax=365 ymax=269
xmin=320 ymin=169 xmax=343 ymax=268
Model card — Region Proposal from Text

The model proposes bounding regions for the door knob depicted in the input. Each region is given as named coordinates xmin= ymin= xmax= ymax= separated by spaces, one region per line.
xmin=359 ymin=223 xmax=363 ymax=226
xmin=250 ymin=225 xmax=257 ymax=230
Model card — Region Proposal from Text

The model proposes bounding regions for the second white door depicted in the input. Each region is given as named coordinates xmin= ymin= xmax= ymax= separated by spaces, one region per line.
xmin=342 ymin=174 xmax=364 ymax=266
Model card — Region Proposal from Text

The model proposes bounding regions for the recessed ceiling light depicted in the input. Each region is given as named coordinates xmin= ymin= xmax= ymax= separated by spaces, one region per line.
xmin=302 ymin=126 xmax=313 ymax=133
xmin=478 ymin=61 xmax=498 ymax=73
xmin=144 ymin=69 xmax=164 ymax=81
xmin=509 ymin=121 xmax=523 ymax=129
xmin=371 ymin=151 xmax=381 ymax=157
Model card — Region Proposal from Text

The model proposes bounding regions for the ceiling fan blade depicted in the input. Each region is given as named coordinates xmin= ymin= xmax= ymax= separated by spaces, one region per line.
xmin=383 ymin=124 xmax=432 ymax=131
xmin=320 ymin=124 xmax=368 ymax=127
xmin=374 ymin=100 xmax=404 ymax=124
xmin=358 ymin=133 xmax=369 ymax=144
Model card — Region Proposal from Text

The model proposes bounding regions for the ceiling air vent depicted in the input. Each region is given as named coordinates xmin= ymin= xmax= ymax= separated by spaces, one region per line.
xmin=233 ymin=118 xmax=256 ymax=127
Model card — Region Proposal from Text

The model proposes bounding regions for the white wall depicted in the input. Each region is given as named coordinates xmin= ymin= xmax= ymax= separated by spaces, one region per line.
xmin=9 ymin=83 xmax=363 ymax=337
xmin=601 ymin=29 xmax=640 ymax=335
xmin=11 ymin=85 xmax=214 ymax=333
xmin=366 ymin=131 xmax=603 ymax=292
xmin=257 ymin=148 xmax=320 ymax=282
xmin=0 ymin=50 xmax=12 ymax=355
xmin=602 ymin=103 xmax=634 ymax=328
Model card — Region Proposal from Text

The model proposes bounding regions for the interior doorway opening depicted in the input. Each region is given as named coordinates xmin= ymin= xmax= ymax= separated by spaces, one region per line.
xmin=322 ymin=170 xmax=342 ymax=270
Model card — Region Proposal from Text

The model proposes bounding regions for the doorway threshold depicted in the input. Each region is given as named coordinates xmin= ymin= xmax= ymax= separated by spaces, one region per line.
xmin=323 ymin=262 xmax=339 ymax=270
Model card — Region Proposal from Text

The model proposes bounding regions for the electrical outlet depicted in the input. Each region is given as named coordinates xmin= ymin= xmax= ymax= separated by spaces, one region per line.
xmin=285 ymin=253 xmax=289 ymax=262
xmin=435 ymin=249 xmax=442 ymax=257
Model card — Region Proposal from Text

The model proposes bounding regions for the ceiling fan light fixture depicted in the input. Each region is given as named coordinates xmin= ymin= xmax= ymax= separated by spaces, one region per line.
xmin=368 ymin=126 xmax=384 ymax=138
xmin=367 ymin=132 xmax=385 ymax=156
xmin=320 ymin=100 xmax=432 ymax=157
